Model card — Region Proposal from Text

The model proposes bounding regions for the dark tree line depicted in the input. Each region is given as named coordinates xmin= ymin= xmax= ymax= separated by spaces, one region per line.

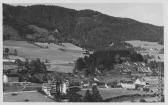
xmin=3 ymin=48 xmax=18 ymax=57
xmin=66 ymin=85 xmax=103 ymax=102
xmin=75 ymin=49 xmax=144 ymax=76
xmin=83 ymin=85 xmax=103 ymax=102
xmin=17 ymin=58 xmax=47 ymax=83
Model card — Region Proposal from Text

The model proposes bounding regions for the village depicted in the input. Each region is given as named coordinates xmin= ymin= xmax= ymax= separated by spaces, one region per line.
xmin=3 ymin=40 xmax=164 ymax=102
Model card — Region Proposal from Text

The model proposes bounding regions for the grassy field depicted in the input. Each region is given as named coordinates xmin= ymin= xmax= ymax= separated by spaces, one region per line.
xmin=125 ymin=40 xmax=164 ymax=62
xmin=47 ymin=64 xmax=74 ymax=73
xmin=3 ymin=83 xmax=24 ymax=93
xmin=3 ymin=91 xmax=54 ymax=102
xmin=96 ymin=70 xmax=131 ymax=83
xmin=79 ymin=88 xmax=152 ymax=100
xmin=125 ymin=40 xmax=163 ymax=49
xmin=3 ymin=40 xmax=85 ymax=73
xmin=3 ymin=40 xmax=84 ymax=62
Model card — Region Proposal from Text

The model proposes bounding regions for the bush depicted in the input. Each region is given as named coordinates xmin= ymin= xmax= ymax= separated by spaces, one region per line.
xmin=140 ymin=99 xmax=146 ymax=102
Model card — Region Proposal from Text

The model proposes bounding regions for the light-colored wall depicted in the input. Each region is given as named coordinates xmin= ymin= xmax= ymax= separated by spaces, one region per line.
xmin=120 ymin=83 xmax=135 ymax=89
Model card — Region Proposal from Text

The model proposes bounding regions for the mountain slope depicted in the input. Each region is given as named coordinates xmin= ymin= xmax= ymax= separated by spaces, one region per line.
xmin=3 ymin=4 xmax=164 ymax=50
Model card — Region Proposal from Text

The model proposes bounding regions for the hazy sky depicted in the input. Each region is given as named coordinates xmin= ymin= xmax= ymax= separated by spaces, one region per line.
xmin=10 ymin=3 xmax=163 ymax=26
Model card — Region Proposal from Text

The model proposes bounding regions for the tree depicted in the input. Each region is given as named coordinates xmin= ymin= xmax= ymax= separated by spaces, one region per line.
xmin=13 ymin=49 xmax=18 ymax=56
xmin=24 ymin=58 xmax=29 ymax=70
xmin=76 ymin=57 xmax=85 ymax=71
xmin=67 ymin=87 xmax=82 ymax=102
xmin=92 ymin=85 xmax=103 ymax=102
xmin=139 ymin=99 xmax=146 ymax=102
xmin=53 ymin=90 xmax=62 ymax=102
xmin=83 ymin=90 xmax=93 ymax=102
xmin=4 ymin=48 xmax=9 ymax=58
xmin=114 ymin=54 xmax=121 ymax=64
xmin=68 ymin=92 xmax=82 ymax=102
xmin=161 ymin=95 xmax=164 ymax=102
xmin=34 ymin=58 xmax=42 ymax=73
xmin=4 ymin=48 xmax=9 ymax=54
xmin=15 ymin=59 xmax=24 ymax=72
xmin=45 ymin=59 xmax=48 ymax=63
xmin=41 ymin=62 xmax=47 ymax=73
xmin=28 ymin=58 xmax=46 ymax=73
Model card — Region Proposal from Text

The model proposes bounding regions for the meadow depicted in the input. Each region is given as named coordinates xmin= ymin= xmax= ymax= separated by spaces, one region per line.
xmin=125 ymin=40 xmax=164 ymax=62
xmin=79 ymin=88 xmax=152 ymax=100
xmin=4 ymin=40 xmax=85 ymax=73
xmin=3 ymin=91 xmax=54 ymax=102
xmin=3 ymin=40 xmax=85 ymax=63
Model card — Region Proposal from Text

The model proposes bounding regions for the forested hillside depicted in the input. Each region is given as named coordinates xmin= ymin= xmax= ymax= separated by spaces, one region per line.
xmin=3 ymin=4 xmax=164 ymax=50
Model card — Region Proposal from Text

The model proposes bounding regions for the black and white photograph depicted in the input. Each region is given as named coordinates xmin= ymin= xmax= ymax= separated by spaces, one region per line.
xmin=2 ymin=0 xmax=166 ymax=103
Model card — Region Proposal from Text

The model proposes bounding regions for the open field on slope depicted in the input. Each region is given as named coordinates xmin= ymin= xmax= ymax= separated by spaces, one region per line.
xmin=3 ymin=40 xmax=85 ymax=62
xmin=95 ymin=70 xmax=131 ymax=83
xmin=125 ymin=40 xmax=163 ymax=50
xmin=125 ymin=40 xmax=164 ymax=62
xmin=3 ymin=40 xmax=85 ymax=73
xmin=46 ymin=63 xmax=75 ymax=73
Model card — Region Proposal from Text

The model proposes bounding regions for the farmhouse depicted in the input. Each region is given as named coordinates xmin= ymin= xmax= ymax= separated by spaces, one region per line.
xmin=3 ymin=74 xmax=8 ymax=83
xmin=3 ymin=59 xmax=16 ymax=63
xmin=81 ymin=80 xmax=90 ymax=88
xmin=3 ymin=73 xmax=19 ymax=83
xmin=134 ymin=78 xmax=146 ymax=86
xmin=119 ymin=80 xmax=135 ymax=89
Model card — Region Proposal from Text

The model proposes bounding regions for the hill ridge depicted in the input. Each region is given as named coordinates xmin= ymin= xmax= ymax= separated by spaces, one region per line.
xmin=3 ymin=4 xmax=163 ymax=50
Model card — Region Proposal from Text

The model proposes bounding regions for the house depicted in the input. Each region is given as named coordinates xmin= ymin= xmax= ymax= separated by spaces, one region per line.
xmin=3 ymin=73 xmax=19 ymax=83
xmin=95 ymin=81 xmax=109 ymax=88
xmin=82 ymin=83 xmax=90 ymax=88
xmin=3 ymin=59 xmax=16 ymax=63
xmin=134 ymin=78 xmax=146 ymax=90
xmin=120 ymin=80 xmax=136 ymax=89
xmin=93 ymin=77 xmax=100 ymax=82
xmin=81 ymin=80 xmax=90 ymax=88
xmin=135 ymin=78 xmax=146 ymax=86
xmin=3 ymin=64 xmax=19 ymax=83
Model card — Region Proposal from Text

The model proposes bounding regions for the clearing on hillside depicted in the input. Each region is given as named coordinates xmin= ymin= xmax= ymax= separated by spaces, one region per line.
xmin=3 ymin=40 xmax=85 ymax=62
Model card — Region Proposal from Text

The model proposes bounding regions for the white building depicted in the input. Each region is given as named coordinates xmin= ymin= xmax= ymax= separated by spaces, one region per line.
xmin=120 ymin=81 xmax=136 ymax=89
xmin=3 ymin=74 xmax=8 ymax=83
xmin=3 ymin=59 xmax=15 ymax=63
xmin=135 ymin=78 xmax=146 ymax=86
xmin=60 ymin=82 xmax=68 ymax=94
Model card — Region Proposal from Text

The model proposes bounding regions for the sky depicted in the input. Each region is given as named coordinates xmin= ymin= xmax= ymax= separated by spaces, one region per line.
xmin=10 ymin=3 xmax=163 ymax=26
